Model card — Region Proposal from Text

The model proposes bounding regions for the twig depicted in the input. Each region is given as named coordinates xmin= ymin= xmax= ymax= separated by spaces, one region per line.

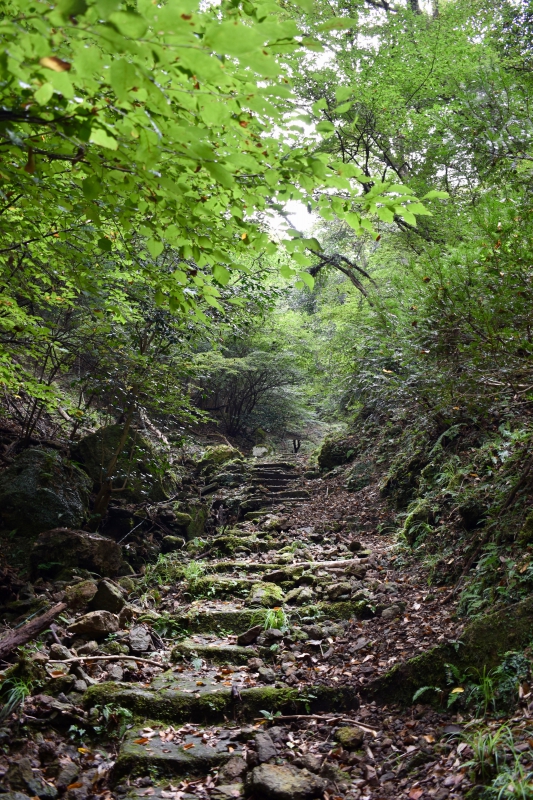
xmin=254 ymin=714 xmax=379 ymax=736
xmin=48 ymin=655 xmax=168 ymax=668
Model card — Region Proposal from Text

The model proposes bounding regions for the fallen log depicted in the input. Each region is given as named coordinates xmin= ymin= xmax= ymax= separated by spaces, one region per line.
xmin=0 ymin=602 xmax=66 ymax=661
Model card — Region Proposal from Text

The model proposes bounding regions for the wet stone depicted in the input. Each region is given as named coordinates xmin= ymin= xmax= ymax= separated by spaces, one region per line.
xmin=129 ymin=624 xmax=152 ymax=653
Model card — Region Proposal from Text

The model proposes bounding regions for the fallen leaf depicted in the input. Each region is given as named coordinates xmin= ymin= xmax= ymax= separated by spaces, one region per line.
xmin=182 ymin=743 xmax=195 ymax=750
xmin=409 ymin=788 xmax=424 ymax=800
xmin=133 ymin=738 xmax=149 ymax=745
xmin=67 ymin=783 xmax=83 ymax=790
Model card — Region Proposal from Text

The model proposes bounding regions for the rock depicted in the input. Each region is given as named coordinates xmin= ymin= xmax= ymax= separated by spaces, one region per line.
xmin=1 ymin=793 xmax=34 ymax=800
xmin=218 ymin=756 xmax=248 ymax=783
xmin=248 ymin=582 xmax=285 ymax=608
xmin=247 ymin=657 xmax=265 ymax=671
xmin=255 ymin=732 xmax=277 ymax=762
xmin=345 ymin=460 xmax=373 ymax=492
xmin=90 ymin=579 xmax=125 ymax=613
xmin=327 ymin=582 xmax=352 ymax=600
xmin=107 ymin=663 xmax=124 ymax=681
xmin=256 ymin=629 xmax=284 ymax=647
xmin=6 ymin=757 xmax=58 ymax=799
xmin=161 ymin=535 xmax=185 ymax=553
xmin=334 ymin=726 xmax=364 ymax=750
xmin=237 ymin=625 xmax=263 ymax=646
xmin=173 ymin=511 xmax=193 ymax=527
xmin=49 ymin=643 xmax=72 ymax=660
xmin=55 ymin=756 xmax=79 ymax=792
xmin=76 ymin=640 xmax=98 ymax=656
xmin=73 ymin=679 xmax=87 ymax=692
xmin=30 ymin=528 xmax=124 ymax=578
xmin=250 ymin=763 xmax=326 ymax=800
xmin=64 ymin=580 xmax=98 ymax=610
xmin=197 ymin=445 xmax=242 ymax=477
xmin=294 ymin=754 xmax=322 ymax=773
xmin=381 ymin=604 xmax=401 ymax=620
xmin=213 ymin=784 xmax=244 ymax=798
xmin=258 ymin=666 xmax=276 ymax=684
xmin=316 ymin=437 xmax=357 ymax=471
xmin=119 ymin=605 xmax=136 ymax=627
xmin=0 ymin=449 xmax=91 ymax=539
xmin=129 ymin=624 xmax=152 ymax=653
xmin=102 ymin=640 xmax=129 ymax=655
xmin=71 ymin=424 xmax=176 ymax=502
xmin=348 ymin=540 xmax=363 ymax=552
xmin=67 ymin=610 xmax=119 ymax=638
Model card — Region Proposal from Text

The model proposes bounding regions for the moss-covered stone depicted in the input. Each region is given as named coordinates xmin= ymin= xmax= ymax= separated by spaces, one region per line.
xmin=171 ymin=638 xmax=256 ymax=664
xmin=113 ymin=724 xmax=244 ymax=782
xmin=0 ymin=448 xmax=91 ymax=539
xmin=188 ymin=576 xmax=252 ymax=600
xmin=248 ymin=582 xmax=285 ymax=608
xmin=197 ymin=446 xmax=242 ymax=477
xmin=365 ymin=594 xmax=533 ymax=706
xmin=84 ymin=679 xmax=359 ymax=724
xmin=71 ymin=425 xmax=174 ymax=503
xmin=175 ymin=604 xmax=256 ymax=634
xmin=30 ymin=528 xmax=124 ymax=578
xmin=316 ymin=436 xmax=358 ymax=472
xmin=64 ymin=580 xmax=97 ymax=610
xmin=345 ymin=461 xmax=374 ymax=492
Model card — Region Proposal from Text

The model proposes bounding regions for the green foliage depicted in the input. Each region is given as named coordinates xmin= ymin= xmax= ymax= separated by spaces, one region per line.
xmin=0 ymin=675 xmax=33 ymax=721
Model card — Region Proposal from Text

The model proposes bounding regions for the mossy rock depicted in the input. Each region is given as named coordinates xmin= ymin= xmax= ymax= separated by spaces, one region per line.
xmin=84 ymin=678 xmax=359 ymax=724
xmin=197 ymin=446 xmax=242 ymax=477
xmin=401 ymin=499 xmax=435 ymax=545
xmin=72 ymin=425 xmax=175 ymax=503
xmin=248 ymin=582 xmax=285 ymax=607
xmin=187 ymin=576 xmax=252 ymax=600
xmin=316 ymin=436 xmax=358 ymax=472
xmin=380 ymin=454 xmax=427 ymax=509
xmin=171 ymin=638 xmax=256 ymax=664
xmin=173 ymin=500 xmax=209 ymax=540
xmin=345 ymin=460 xmax=374 ymax=492
xmin=0 ymin=448 xmax=91 ymax=539
xmin=30 ymin=527 xmax=124 ymax=578
xmin=364 ymin=594 xmax=533 ymax=706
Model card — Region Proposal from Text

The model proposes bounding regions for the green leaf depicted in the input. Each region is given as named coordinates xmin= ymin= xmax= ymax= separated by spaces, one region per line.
xmin=422 ymin=190 xmax=449 ymax=200
xmin=213 ymin=265 xmax=231 ymax=285
xmin=298 ymin=271 xmax=314 ymax=289
xmin=376 ymin=206 xmax=395 ymax=223
xmin=110 ymin=59 xmax=137 ymax=101
xmin=335 ymin=86 xmax=352 ymax=103
xmin=312 ymin=98 xmax=328 ymax=114
xmin=291 ymin=0 xmax=314 ymax=10
xmin=82 ymin=177 xmax=101 ymax=200
xmin=147 ymin=238 xmax=164 ymax=258
xmin=204 ymin=21 xmax=264 ymax=56
xmin=34 ymin=82 xmax=54 ymax=105
xmin=396 ymin=206 xmax=417 ymax=226
xmin=89 ymin=128 xmax=118 ymax=150
xmin=316 ymin=121 xmax=335 ymax=133
xmin=108 ymin=11 xmax=148 ymax=39
xmin=97 ymin=237 xmax=112 ymax=251
xmin=333 ymin=101 xmax=352 ymax=114
xmin=204 ymin=162 xmax=234 ymax=188
xmin=56 ymin=0 xmax=87 ymax=18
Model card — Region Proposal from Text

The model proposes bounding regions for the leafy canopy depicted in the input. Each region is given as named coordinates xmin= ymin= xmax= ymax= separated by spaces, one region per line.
xmin=0 ymin=0 xmax=429 ymax=320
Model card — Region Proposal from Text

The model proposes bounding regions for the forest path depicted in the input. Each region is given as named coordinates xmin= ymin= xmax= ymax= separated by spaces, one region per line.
xmin=3 ymin=459 xmax=472 ymax=800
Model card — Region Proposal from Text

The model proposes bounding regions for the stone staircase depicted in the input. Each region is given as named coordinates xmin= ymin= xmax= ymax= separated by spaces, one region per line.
xmin=80 ymin=460 xmax=371 ymax=799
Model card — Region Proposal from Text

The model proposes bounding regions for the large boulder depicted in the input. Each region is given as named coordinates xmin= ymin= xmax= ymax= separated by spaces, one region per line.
xmin=30 ymin=528 xmax=124 ymax=578
xmin=197 ymin=445 xmax=242 ymax=477
xmin=71 ymin=424 xmax=177 ymax=502
xmin=316 ymin=436 xmax=358 ymax=472
xmin=0 ymin=448 xmax=91 ymax=538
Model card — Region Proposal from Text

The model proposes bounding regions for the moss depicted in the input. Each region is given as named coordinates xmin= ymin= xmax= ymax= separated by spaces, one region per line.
xmin=365 ymin=594 xmax=533 ymax=706
xmin=170 ymin=640 xmax=256 ymax=664
xmin=316 ymin=436 xmax=358 ymax=471
xmin=248 ymin=582 xmax=285 ymax=608
xmin=176 ymin=607 xmax=256 ymax=634
xmin=519 ymin=511 xmax=533 ymax=545
xmin=84 ymin=682 xmax=359 ymax=724
xmin=197 ymin=446 xmax=242 ymax=477
xmin=188 ymin=576 xmax=251 ymax=599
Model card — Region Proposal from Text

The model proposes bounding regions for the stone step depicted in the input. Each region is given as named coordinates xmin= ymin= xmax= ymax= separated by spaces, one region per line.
xmin=85 ymin=674 xmax=359 ymax=726
xmin=171 ymin=598 xmax=369 ymax=634
xmin=171 ymin=636 xmax=256 ymax=664
xmin=252 ymin=462 xmax=297 ymax=469
xmin=113 ymin=721 xmax=245 ymax=782
xmin=269 ymin=489 xmax=310 ymax=499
